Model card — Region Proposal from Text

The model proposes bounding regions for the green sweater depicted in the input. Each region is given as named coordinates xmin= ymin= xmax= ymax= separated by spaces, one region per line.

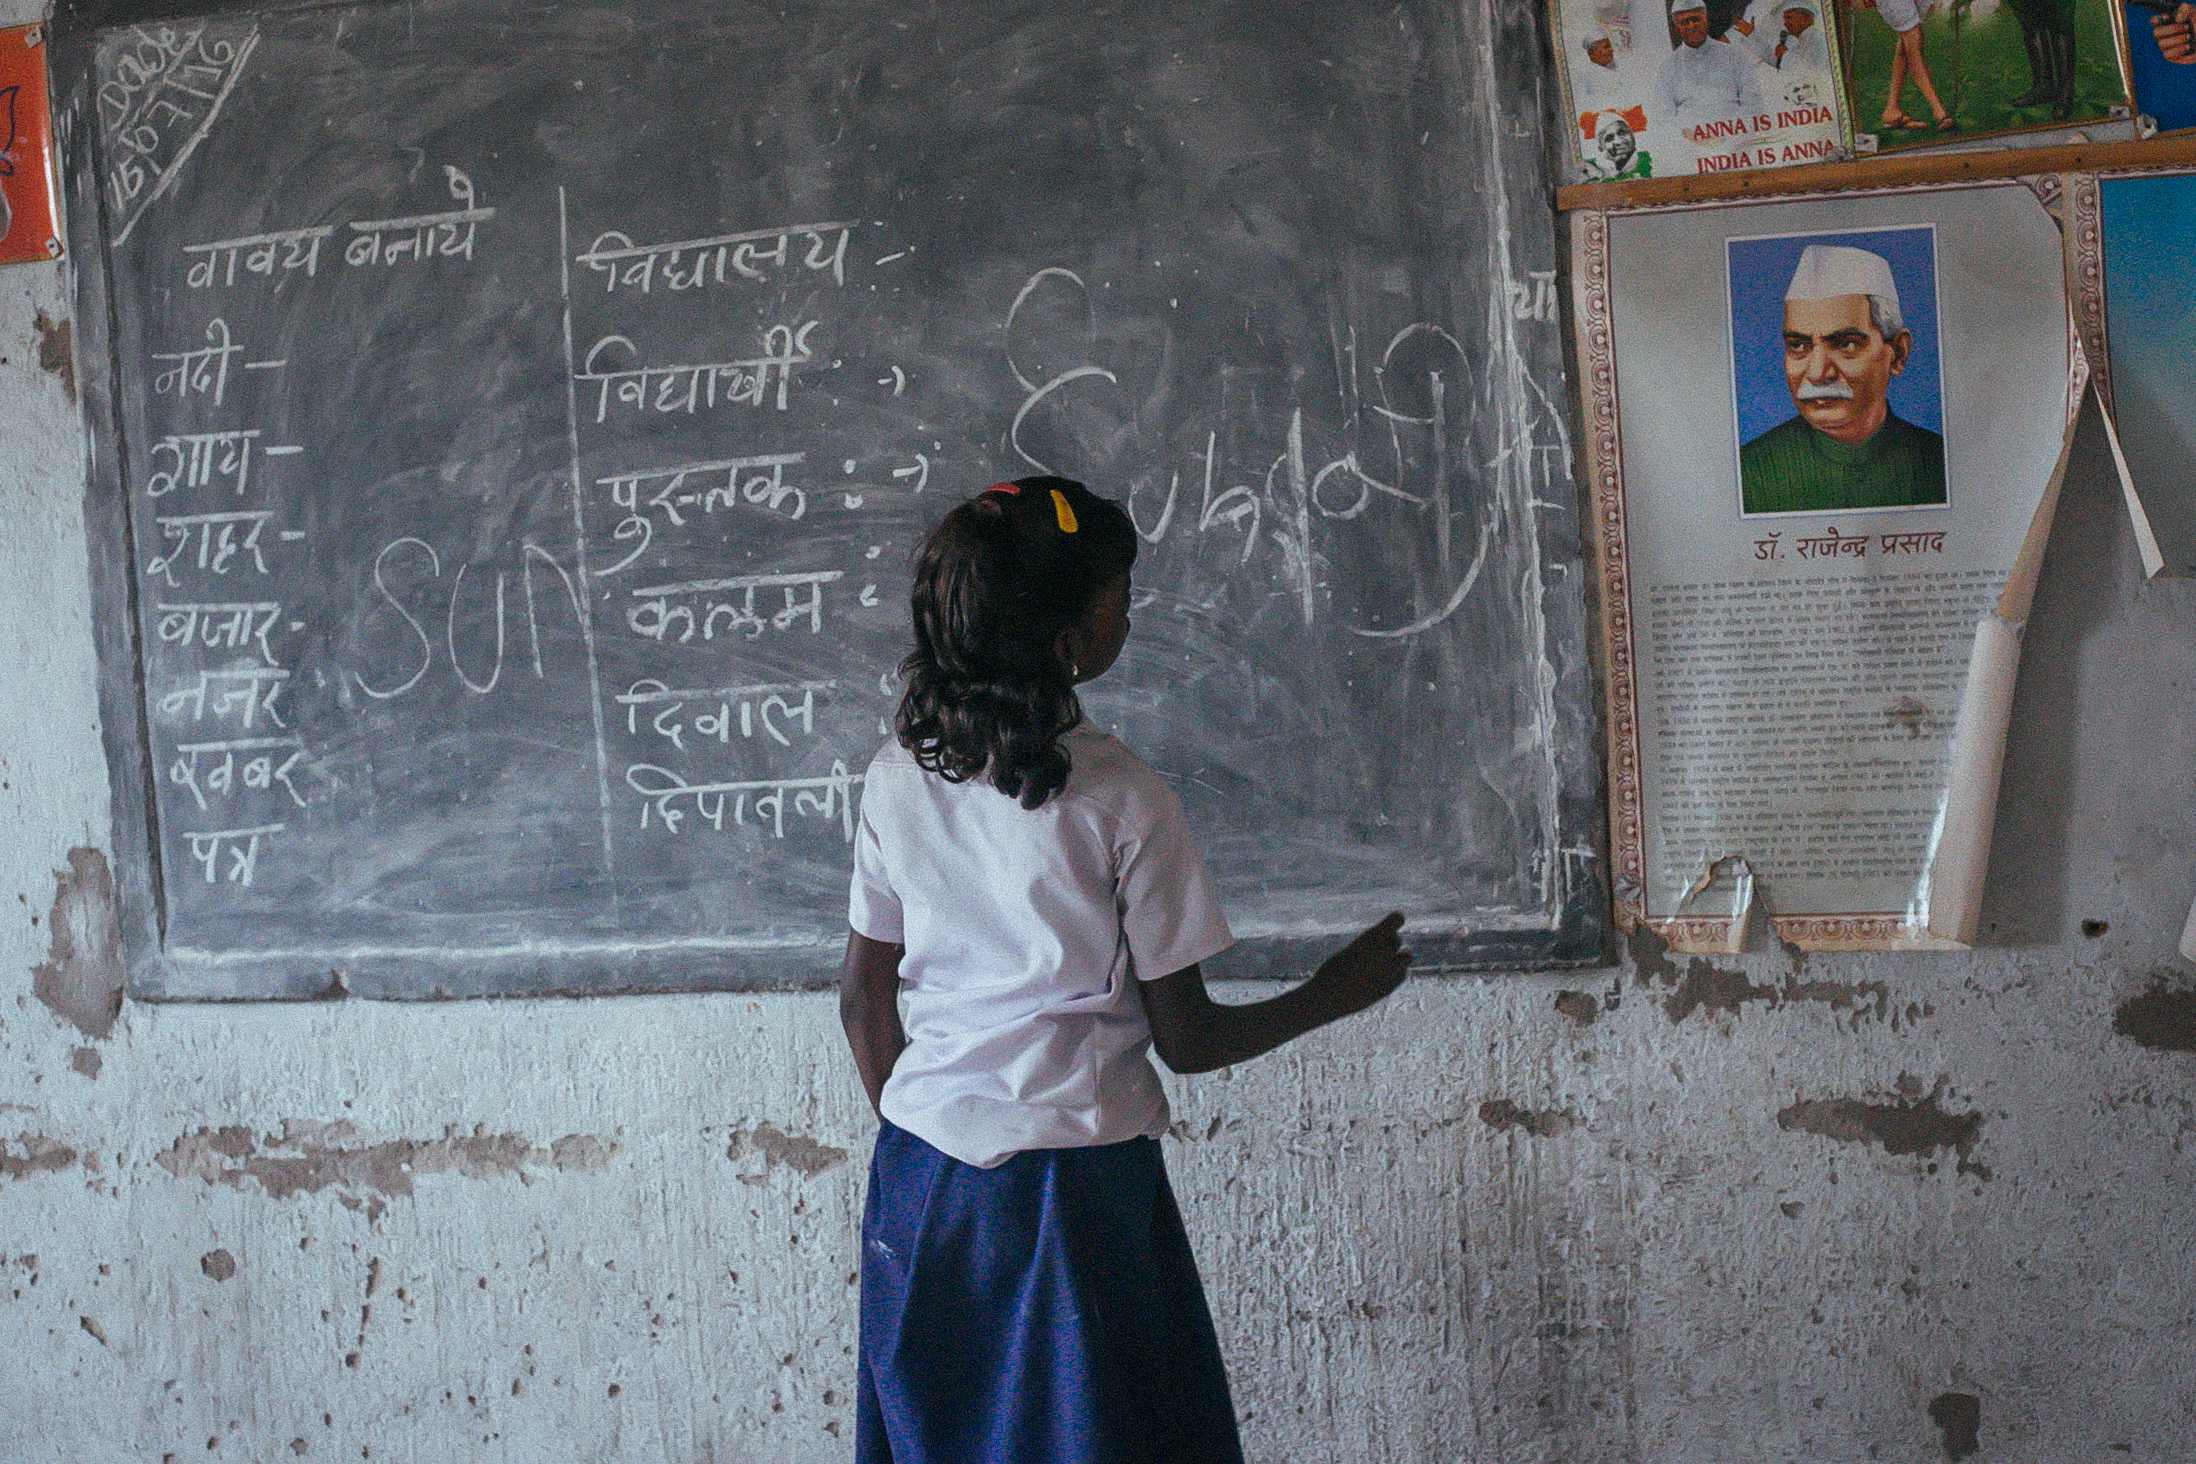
xmin=1738 ymin=412 xmax=1946 ymax=516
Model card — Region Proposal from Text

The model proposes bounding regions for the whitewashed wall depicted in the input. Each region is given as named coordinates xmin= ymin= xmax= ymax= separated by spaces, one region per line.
xmin=6 ymin=10 xmax=2196 ymax=1461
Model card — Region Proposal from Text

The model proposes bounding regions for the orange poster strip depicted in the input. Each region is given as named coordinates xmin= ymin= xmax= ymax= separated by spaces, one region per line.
xmin=0 ymin=24 xmax=59 ymax=264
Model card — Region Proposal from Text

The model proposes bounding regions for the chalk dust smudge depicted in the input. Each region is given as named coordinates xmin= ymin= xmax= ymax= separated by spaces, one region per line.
xmin=31 ymin=848 xmax=124 ymax=1040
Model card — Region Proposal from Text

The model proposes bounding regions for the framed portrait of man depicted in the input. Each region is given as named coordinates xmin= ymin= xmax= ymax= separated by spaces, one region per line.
xmin=1571 ymin=184 xmax=2078 ymax=951
xmin=1727 ymin=227 xmax=1947 ymax=517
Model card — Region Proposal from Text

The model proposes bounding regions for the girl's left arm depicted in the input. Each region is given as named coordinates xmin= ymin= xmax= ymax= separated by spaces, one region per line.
xmin=839 ymin=929 xmax=908 ymax=1115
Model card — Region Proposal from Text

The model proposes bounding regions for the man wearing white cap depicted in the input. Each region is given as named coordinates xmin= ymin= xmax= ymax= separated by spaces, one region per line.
xmin=1655 ymin=0 xmax=1767 ymax=142
xmin=1738 ymin=243 xmax=1946 ymax=515
xmin=1575 ymin=26 xmax=1629 ymax=111
xmin=1766 ymin=0 xmax=1830 ymax=74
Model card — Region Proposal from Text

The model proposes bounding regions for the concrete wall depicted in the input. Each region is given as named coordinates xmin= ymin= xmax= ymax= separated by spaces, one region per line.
xmin=6 ymin=12 xmax=2196 ymax=1462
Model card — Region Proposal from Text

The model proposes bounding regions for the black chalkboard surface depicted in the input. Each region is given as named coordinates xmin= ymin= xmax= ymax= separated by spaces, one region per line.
xmin=58 ymin=0 xmax=1607 ymax=998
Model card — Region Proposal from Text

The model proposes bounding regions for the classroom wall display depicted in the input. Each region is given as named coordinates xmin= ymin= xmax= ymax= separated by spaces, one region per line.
xmin=1549 ymin=0 xmax=1852 ymax=182
xmin=2123 ymin=0 xmax=2196 ymax=128
xmin=1839 ymin=0 xmax=2135 ymax=153
xmin=56 ymin=0 xmax=1607 ymax=998
xmin=2071 ymin=170 xmax=2196 ymax=576
xmin=1573 ymin=183 xmax=2079 ymax=950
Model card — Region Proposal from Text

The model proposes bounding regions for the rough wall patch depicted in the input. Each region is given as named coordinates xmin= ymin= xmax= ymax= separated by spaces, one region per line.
xmin=69 ymin=1047 xmax=101 ymax=1079
xmin=31 ymin=848 xmax=124 ymax=1040
xmin=154 ymin=1121 xmax=623 ymax=1219
xmin=726 ymin=1122 xmax=847 ymax=1178
xmin=1928 ymin=1392 xmax=1980 ymax=1459
xmin=1631 ymin=924 xmax=1899 ymax=1026
xmin=1478 ymin=1099 xmax=1581 ymax=1137
xmin=1553 ymin=991 xmax=1598 ymax=1025
xmin=1777 ymin=1081 xmax=1989 ymax=1178
xmin=2113 ymin=979 xmax=2196 ymax=1054
xmin=200 ymin=1248 xmax=236 ymax=1282
xmin=1 ymin=1133 xmax=78 ymax=1180
xmin=34 ymin=311 xmax=74 ymax=404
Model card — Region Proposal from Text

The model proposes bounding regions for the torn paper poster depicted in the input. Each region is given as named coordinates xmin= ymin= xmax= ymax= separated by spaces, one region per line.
xmin=1573 ymin=182 xmax=2079 ymax=952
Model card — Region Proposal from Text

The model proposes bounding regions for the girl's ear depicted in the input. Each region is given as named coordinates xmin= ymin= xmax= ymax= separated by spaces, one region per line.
xmin=1053 ymin=624 xmax=1081 ymax=679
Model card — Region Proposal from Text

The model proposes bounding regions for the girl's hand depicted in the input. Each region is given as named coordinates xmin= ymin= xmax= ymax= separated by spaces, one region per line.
xmin=1311 ymin=912 xmax=1411 ymax=1019
xmin=1138 ymin=913 xmax=1411 ymax=1075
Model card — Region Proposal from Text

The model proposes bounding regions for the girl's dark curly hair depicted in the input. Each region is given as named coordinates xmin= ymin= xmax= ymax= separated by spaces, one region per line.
xmin=896 ymin=475 xmax=1138 ymax=808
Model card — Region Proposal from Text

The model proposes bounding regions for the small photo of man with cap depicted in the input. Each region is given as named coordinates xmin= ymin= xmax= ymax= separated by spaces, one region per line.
xmin=1656 ymin=0 xmax=1766 ymax=141
xmin=1729 ymin=230 xmax=1947 ymax=517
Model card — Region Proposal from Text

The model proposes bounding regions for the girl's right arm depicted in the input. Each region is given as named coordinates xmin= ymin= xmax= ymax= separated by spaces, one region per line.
xmin=1137 ymin=912 xmax=1410 ymax=1075
xmin=839 ymin=929 xmax=908 ymax=1115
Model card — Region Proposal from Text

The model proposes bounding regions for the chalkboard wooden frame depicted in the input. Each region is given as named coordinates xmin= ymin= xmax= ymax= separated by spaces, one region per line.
xmin=56 ymin=0 xmax=1612 ymax=1000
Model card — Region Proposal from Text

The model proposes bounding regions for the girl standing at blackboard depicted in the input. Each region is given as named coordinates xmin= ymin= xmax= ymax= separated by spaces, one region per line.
xmin=841 ymin=475 xmax=1410 ymax=1463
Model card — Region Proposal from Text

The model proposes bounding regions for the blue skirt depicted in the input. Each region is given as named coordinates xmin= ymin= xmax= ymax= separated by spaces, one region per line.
xmin=856 ymin=1118 xmax=1245 ymax=1464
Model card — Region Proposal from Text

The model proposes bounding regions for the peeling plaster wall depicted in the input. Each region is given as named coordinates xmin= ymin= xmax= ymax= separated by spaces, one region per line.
xmin=5 ymin=20 xmax=2196 ymax=1462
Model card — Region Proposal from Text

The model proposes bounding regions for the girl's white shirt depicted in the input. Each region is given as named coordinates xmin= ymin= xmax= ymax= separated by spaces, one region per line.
xmin=848 ymin=724 xmax=1235 ymax=1168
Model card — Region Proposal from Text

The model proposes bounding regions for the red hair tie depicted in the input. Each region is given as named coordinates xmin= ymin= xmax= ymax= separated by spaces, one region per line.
xmin=981 ymin=482 xmax=1022 ymax=496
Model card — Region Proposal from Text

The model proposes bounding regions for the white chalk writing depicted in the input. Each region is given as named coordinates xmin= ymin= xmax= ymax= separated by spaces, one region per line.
xmin=183 ymin=225 xmax=334 ymax=287
xmin=145 ymin=429 xmax=294 ymax=498
xmin=625 ymin=569 xmax=842 ymax=643
xmin=344 ymin=167 xmax=494 ymax=268
xmin=182 ymin=822 xmax=281 ymax=885
xmin=576 ymin=322 xmax=816 ymax=423
xmin=100 ymin=24 xmax=259 ymax=244
xmin=614 ymin=678 xmax=831 ymax=749
xmin=626 ymin=761 xmax=862 ymax=841
xmin=168 ymin=736 xmax=306 ymax=811
xmin=149 ymin=318 xmax=285 ymax=406
xmin=153 ymin=600 xmax=283 ymax=665
xmin=599 ymin=453 xmax=807 ymax=545
xmin=156 ymin=666 xmax=288 ymax=730
xmin=146 ymin=510 xmax=289 ymax=585
xmin=575 ymin=220 xmax=854 ymax=293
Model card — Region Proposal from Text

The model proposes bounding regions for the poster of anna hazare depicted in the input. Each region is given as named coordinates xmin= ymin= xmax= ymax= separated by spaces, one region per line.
xmin=1553 ymin=0 xmax=1850 ymax=182
xmin=1728 ymin=228 xmax=1948 ymax=517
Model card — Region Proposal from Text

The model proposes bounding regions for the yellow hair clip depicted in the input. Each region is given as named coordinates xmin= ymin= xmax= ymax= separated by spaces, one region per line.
xmin=1050 ymin=488 xmax=1079 ymax=534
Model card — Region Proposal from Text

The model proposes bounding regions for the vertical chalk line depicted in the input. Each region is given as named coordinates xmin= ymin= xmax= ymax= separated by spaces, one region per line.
xmin=1288 ymin=408 xmax=1313 ymax=626
xmin=558 ymin=186 xmax=620 ymax=895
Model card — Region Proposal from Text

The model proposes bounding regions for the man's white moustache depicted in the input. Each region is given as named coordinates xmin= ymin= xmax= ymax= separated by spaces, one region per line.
xmin=1796 ymin=380 xmax=1855 ymax=401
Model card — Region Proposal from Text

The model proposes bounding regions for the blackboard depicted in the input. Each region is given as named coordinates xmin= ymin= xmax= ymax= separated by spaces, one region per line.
xmin=56 ymin=0 xmax=1608 ymax=998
